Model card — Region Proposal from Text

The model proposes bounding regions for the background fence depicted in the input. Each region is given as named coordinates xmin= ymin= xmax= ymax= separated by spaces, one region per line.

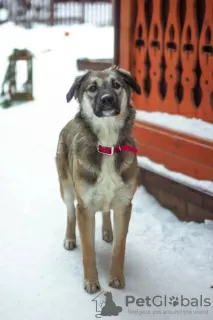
xmin=0 ymin=0 xmax=113 ymax=26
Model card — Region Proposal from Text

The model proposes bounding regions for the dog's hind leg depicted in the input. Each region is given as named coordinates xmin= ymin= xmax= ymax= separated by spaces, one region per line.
xmin=61 ymin=180 xmax=76 ymax=250
xmin=102 ymin=211 xmax=113 ymax=243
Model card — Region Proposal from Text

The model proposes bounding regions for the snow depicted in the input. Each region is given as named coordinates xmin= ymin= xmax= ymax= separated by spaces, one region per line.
xmin=136 ymin=110 xmax=213 ymax=195
xmin=0 ymin=8 xmax=7 ymax=21
xmin=0 ymin=23 xmax=213 ymax=320
xmin=136 ymin=110 xmax=213 ymax=142
xmin=138 ymin=156 xmax=213 ymax=196
xmin=0 ymin=22 xmax=114 ymax=88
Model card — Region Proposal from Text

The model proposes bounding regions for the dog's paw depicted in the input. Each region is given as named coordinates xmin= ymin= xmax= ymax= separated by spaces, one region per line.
xmin=102 ymin=229 xmax=113 ymax=243
xmin=109 ymin=275 xmax=125 ymax=289
xmin=84 ymin=279 xmax=100 ymax=294
xmin=63 ymin=238 xmax=76 ymax=250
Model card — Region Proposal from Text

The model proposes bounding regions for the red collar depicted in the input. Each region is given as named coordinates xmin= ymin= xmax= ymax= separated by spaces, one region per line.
xmin=97 ymin=144 xmax=137 ymax=155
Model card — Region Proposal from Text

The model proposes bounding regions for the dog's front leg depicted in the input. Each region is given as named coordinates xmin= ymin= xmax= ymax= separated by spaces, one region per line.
xmin=109 ymin=203 xmax=132 ymax=289
xmin=77 ymin=204 xmax=100 ymax=294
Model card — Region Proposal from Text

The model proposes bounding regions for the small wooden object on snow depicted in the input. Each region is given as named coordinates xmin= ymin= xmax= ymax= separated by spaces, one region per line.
xmin=1 ymin=49 xmax=34 ymax=107
xmin=8 ymin=49 xmax=34 ymax=102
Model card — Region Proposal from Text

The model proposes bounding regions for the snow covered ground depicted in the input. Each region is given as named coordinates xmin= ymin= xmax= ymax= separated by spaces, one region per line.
xmin=0 ymin=23 xmax=213 ymax=320
xmin=138 ymin=157 xmax=213 ymax=196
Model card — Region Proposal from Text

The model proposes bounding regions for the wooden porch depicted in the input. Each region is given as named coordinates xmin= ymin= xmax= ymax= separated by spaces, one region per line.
xmin=115 ymin=0 xmax=213 ymax=221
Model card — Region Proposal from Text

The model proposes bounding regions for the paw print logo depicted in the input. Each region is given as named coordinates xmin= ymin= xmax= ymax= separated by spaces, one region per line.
xmin=169 ymin=296 xmax=179 ymax=307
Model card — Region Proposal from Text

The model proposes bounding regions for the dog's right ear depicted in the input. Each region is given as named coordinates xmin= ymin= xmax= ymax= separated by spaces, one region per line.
xmin=66 ymin=71 xmax=90 ymax=103
xmin=112 ymin=66 xmax=141 ymax=95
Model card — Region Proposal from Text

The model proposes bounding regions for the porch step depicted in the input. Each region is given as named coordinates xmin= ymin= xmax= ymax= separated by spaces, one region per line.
xmin=138 ymin=167 xmax=213 ymax=222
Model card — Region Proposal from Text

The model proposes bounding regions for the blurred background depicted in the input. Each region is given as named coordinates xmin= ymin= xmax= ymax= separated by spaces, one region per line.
xmin=0 ymin=0 xmax=113 ymax=26
xmin=0 ymin=0 xmax=115 ymax=161
xmin=0 ymin=0 xmax=114 ymax=109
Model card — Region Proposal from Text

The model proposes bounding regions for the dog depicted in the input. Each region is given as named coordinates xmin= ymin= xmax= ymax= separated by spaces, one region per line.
xmin=55 ymin=66 xmax=141 ymax=294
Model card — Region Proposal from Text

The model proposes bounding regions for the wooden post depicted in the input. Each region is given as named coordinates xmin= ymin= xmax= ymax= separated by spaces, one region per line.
xmin=50 ymin=0 xmax=54 ymax=26
xmin=113 ymin=0 xmax=120 ymax=66
xmin=81 ymin=0 xmax=85 ymax=24
xmin=119 ymin=0 xmax=133 ymax=71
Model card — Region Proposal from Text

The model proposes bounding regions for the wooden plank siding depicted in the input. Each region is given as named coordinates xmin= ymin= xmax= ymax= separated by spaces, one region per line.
xmin=133 ymin=120 xmax=213 ymax=181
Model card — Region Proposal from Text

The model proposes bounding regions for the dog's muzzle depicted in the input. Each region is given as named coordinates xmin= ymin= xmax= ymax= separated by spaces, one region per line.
xmin=95 ymin=90 xmax=120 ymax=117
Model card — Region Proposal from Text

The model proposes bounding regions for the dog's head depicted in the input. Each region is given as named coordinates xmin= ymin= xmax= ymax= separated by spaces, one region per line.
xmin=66 ymin=66 xmax=141 ymax=118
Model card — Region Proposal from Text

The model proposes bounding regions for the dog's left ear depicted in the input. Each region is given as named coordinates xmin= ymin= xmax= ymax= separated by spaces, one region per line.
xmin=66 ymin=71 xmax=90 ymax=103
xmin=114 ymin=66 xmax=141 ymax=95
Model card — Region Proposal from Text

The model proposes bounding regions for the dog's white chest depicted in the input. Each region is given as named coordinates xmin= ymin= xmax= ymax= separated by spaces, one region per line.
xmin=84 ymin=156 xmax=124 ymax=212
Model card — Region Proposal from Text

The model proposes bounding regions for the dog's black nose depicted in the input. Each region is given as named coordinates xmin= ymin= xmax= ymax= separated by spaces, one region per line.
xmin=100 ymin=94 xmax=114 ymax=105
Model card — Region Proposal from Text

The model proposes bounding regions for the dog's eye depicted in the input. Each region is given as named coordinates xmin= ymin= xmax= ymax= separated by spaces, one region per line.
xmin=88 ymin=85 xmax=97 ymax=93
xmin=112 ymin=82 xmax=121 ymax=89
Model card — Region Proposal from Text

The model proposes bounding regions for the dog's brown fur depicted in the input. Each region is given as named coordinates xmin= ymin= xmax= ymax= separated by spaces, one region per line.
xmin=55 ymin=66 xmax=141 ymax=293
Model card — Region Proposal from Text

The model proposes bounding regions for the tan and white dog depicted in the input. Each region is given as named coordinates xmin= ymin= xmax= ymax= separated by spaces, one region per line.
xmin=55 ymin=66 xmax=141 ymax=294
